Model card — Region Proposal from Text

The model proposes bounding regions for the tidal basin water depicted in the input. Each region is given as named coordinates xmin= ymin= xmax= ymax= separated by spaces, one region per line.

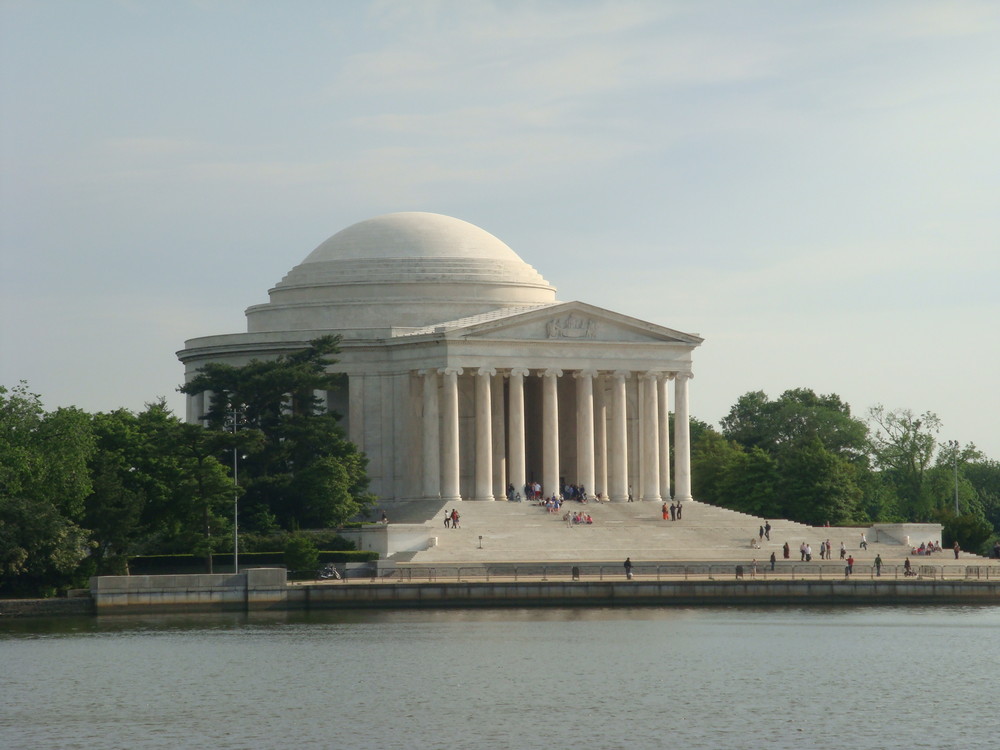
xmin=2 ymin=605 xmax=997 ymax=749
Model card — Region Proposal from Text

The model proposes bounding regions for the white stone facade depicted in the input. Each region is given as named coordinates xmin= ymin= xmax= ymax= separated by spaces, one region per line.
xmin=178 ymin=212 xmax=703 ymax=503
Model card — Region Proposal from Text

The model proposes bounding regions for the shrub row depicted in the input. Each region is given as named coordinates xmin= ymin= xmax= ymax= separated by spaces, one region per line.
xmin=128 ymin=550 xmax=378 ymax=575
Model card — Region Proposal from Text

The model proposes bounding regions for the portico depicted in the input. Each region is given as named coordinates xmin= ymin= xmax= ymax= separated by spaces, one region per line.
xmin=412 ymin=363 xmax=695 ymax=503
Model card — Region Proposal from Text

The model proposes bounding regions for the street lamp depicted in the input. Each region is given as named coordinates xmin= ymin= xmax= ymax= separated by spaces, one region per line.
xmin=946 ymin=439 xmax=960 ymax=515
xmin=225 ymin=405 xmax=247 ymax=573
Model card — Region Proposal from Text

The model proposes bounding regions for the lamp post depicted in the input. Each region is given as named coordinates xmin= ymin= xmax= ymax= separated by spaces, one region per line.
xmin=225 ymin=405 xmax=246 ymax=573
xmin=946 ymin=439 xmax=960 ymax=515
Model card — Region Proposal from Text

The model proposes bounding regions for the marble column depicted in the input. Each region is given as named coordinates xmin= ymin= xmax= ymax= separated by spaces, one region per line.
xmin=658 ymin=374 xmax=672 ymax=500
xmin=609 ymin=370 xmax=629 ymax=502
xmin=541 ymin=368 xmax=563 ymax=498
xmin=439 ymin=367 xmax=463 ymax=501
xmin=420 ymin=369 xmax=440 ymax=500
xmin=575 ymin=370 xmax=597 ymax=499
xmin=674 ymin=371 xmax=693 ymax=502
xmin=491 ymin=372 xmax=506 ymax=500
xmin=594 ymin=374 xmax=608 ymax=499
xmin=640 ymin=371 xmax=661 ymax=502
xmin=508 ymin=367 xmax=529 ymax=499
xmin=473 ymin=367 xmax=496 ymax=501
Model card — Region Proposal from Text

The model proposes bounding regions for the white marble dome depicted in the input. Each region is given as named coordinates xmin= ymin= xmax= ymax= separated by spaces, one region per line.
xmin=245 ymin=212 xmax=557 ymax=334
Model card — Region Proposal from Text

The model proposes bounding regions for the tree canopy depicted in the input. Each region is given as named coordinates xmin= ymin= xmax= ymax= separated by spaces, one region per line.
xmin=179 ymin=335 xmax=374 ymax=530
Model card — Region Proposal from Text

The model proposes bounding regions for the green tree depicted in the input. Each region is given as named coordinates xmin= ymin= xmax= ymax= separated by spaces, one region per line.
xmin=867 ymin=406 xmax=941 ymax=520
xmin=777 ymin=438 xmax=863 ymax=525
xmin=722 ymin=388 xmax=868 ymax=461
xmin=0 ymin=383 xmax=96 ymax=594
xmin=85 ymin=402 xmax=233 ymax=573
xmin=691 ymin=431 xmax=777 ymax=516
xmin=179 ymin=336 xmax=374 ymax=530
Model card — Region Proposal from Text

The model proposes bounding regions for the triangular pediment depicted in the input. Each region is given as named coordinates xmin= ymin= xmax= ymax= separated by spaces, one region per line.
xmin=433 ymin=301 xmax=702 ymax=345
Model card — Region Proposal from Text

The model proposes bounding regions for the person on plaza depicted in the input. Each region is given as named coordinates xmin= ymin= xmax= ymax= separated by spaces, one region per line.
xmin=805 ymin=544 xmax=812 ymax=562
xmin=670 ymin=502 xmax=677 ymax=521
xmin=750 ymin=559 xmax=758 ymax=578
xmin=799 ymin=542 xmax=806 ymax=562
xmin=764 ymin=522 xmax=771 ymax=541
xmin=759 ymin=525 xmax=765 ymax=540
xmin=953 ymin=541 xmax=961 ymax=559
xmin=840 ymin=541 xmax=847 ymax=560
xmin=819 ymin=540 xmax=826 ymax=560
xmin=860 ymin=533 xmax=868 ymax=550
xmin=770 ymin=551 xmax=776 ymax=572
xmin=676 ymin=502 xmax=682 ymax=520
xmin=783 ymin=541 xmax=790 ymax=559
xmin=904 ymin=557 xmax=913 ymax=576
xmin=846 ymin=554 xmax=854 ymax=575
xmin=450 ymin=509 xmax=460 ymax=528
xmin=624 ymin=557 xmax=633 ymax=579
xmin=662 ymin=502 xmax=669 ymax=521
xmin=443 ymin=513 xmax=450 ymax=529
xmin=380 ymin=511 xmax=389 ymax=525
xmin=874 ymin=554 xmax=883 ymax=577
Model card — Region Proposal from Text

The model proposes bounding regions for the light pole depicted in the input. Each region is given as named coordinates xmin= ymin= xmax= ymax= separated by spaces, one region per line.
xmin=946 ymin=439 xmax=960 ymax=515
xmin=225 ymin=405 xmax=246 ymax=573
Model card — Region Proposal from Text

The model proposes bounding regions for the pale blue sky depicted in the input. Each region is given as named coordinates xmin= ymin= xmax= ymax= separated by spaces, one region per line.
xmin=2 ymin=0 xmax=998 ymax=458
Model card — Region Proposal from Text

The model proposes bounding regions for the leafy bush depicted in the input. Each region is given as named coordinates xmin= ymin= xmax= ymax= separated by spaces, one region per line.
xmin=283 ymin=534 xmax=319 ymax=573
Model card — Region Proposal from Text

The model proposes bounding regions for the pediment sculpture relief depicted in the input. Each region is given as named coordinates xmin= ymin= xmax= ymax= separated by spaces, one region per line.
xmin=546 ymin=314 xmax=597 ymax=339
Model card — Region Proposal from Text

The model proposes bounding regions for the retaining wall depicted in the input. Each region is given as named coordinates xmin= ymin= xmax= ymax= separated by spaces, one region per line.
xmin=298 ymin=579 xmax=1000 ymax=609
xmin=90 ymin=568 xmax=288 ymax=613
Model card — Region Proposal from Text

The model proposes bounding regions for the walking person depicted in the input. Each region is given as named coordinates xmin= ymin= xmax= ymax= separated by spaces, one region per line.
xmin=770 ymin=551 xmax=776 ymax=572
xmin=874 ymin=554 xmax=883 ymax=577
xmin=624 ymin=557 xmax=633 ymax=580
xmin=764 ymin=522 xmax=771 ymax=541
xmin=953 ymin=541 xmax=961 ymax=559
xmin=846 ymin=554 xmax=854 ymax=575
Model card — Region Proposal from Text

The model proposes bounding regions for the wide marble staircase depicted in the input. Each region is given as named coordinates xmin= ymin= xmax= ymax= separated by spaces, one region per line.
xmin=378 ymin=498 xmax=952 ymax=566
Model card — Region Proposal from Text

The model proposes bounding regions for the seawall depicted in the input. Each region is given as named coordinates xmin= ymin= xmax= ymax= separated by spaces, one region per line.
xmin=5 ymin=570 xmax=998 ymax=617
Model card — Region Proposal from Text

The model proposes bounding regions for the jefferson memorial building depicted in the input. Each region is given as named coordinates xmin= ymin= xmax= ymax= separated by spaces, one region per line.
xmin=178 ymin=212 xmax=703 ymax=505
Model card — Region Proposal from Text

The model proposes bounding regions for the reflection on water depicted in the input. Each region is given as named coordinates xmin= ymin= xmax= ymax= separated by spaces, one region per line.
xmin=2 ymin=606 xmax=997 ymax=749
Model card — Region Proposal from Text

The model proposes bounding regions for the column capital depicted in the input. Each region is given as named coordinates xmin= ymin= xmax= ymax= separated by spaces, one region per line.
xmin=510 ymin=367 xmax=530 ymax=377
xmin=612 ymin=369 xmax=631 ymax=381
xmin=640 ymin=370 xmax=663 ymax=381
xmin=675 ymin=371 xmax=694 ymax=382
xmin=416 ymin=368 xmax=438 ymax=377
xmin=575 ymin=369 xmax=599 ymax=379
xmin=540 ymin=368 xmax=563 ymax=379
xmin=663 ymin=372 xmax=676 ymax=381
xmin=477 ymin=366 xmax=497 ymax=377
xmin=438 ymin=367 xmax=464 ymax=377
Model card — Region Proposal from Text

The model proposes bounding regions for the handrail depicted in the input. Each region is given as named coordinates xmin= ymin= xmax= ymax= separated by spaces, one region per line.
xmin=376 ymin=562 xmax=998 ymax=584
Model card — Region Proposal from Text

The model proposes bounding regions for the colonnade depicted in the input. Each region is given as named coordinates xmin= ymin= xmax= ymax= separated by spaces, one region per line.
xmin=416 ymin=368 xmax=693 ymax=503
